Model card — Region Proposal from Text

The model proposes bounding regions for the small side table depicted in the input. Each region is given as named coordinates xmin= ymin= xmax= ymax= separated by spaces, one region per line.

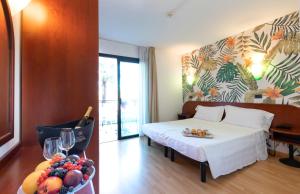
xmin=270 ymin=128 xmax=300 ymax=168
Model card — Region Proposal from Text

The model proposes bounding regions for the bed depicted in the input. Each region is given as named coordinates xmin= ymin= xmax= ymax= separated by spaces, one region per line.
xmin=142 ymin=101 xmax=300 ymax=182
xmin=142 ymin=118 xmax=267 ymax=181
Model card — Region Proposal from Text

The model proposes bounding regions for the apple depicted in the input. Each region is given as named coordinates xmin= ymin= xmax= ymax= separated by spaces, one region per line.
xmin=37 ymin=177 xmax=63 ymax=194
xmin=63 ymin=170 xmax=83 ymax=187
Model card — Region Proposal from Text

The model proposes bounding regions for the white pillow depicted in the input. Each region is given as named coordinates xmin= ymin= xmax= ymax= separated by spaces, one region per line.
xmin=193 ymin=105 xmax=224 ymax=122
xmin=223 ymin=105 xmax=274 ymax=131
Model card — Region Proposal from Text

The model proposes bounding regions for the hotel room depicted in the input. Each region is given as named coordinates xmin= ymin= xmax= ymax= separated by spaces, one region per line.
xmin=0 ymin=0 xmax=300 ymax=194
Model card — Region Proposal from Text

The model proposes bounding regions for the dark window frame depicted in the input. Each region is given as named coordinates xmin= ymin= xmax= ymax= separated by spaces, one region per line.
xmin=99 ymin=53 xmax=140 ymax=140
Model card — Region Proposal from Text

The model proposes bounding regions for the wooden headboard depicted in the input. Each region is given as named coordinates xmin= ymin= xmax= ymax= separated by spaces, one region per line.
xmin=182 ymin=101 xmax=300 ymax=129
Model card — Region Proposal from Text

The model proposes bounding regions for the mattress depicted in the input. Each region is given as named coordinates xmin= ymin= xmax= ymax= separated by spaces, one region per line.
xmin=142 ymin=118 xmax=268 ymax=178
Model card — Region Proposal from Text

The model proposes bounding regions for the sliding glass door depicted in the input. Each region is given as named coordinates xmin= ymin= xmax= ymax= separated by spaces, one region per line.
xmin=119 ymin=60 xmax=140 ymax=138
xmin=99 ymin=54 xmax=140 ymax=143
xmin=99 ymin=56 xmax=118 ymax=143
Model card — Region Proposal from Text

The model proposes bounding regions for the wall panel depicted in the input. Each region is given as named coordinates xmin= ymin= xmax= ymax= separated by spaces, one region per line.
xmin=21 ymin=0 xmax=99 ymax=192
xmin=182 ymin=11 xmax=300 ymax=106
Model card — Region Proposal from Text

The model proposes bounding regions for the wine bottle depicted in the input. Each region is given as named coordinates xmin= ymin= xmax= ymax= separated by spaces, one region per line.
xmin=75 ymin=106 xmax=93 ymax=129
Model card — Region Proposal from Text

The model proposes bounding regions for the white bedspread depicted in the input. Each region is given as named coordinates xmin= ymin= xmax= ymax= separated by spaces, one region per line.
xmin=142 ymin=118 xmax=268 ymax=179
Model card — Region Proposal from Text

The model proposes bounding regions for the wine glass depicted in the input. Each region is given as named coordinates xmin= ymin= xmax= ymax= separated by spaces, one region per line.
xmin=43 ymin=137 xmax=63 ymax=160
xmin=60 ymin=128 xmax=76 ymax=156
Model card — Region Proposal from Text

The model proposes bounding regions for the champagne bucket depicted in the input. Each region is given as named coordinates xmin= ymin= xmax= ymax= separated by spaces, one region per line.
xmin=36 ymin=117 xmax=95 ymax=155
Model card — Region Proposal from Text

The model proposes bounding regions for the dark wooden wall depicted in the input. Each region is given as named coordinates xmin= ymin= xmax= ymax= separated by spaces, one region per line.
xmin=21 ymin=0 xmax=99 ymax=192
xmin=183 ymin=101 xmax=300 ymax=129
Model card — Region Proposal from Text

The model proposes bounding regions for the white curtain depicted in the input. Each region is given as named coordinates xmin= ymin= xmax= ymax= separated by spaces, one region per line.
xmin=148 ymin=47 xmax=159 ymax=123
xmin=138 ymin=46 xmax=159 ymax=136
xmin=138 ymin=47 xmax=149 ymax=136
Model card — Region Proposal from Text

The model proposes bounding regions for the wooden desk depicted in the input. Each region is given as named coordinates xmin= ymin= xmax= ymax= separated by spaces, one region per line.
xmin=270 ymin=128 xmax=300 ymax=168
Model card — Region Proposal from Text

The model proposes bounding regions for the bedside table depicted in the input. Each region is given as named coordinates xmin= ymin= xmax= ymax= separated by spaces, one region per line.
xmin=270 ymin=127 xmax=300 ymax=168
xmin=177 ymin=113 xmax=191 ymax=120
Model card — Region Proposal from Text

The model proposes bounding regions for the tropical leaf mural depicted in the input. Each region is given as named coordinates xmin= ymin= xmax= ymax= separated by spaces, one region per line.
xmin=236 ymin=63 xmax=258 ymax=90
xmin=289 ymin=94 xmax=300 ymax=106
xmin=216 ymin=63 xmax=238 ymax=82
xmin=268 ymin=11 xmax=299 ymax=37
xmin=225 ymin=74 xmax=248 ymax=102
xmin=236 ymin=33 xmax=251 ymax=57
xmin=182 ymin=10 xmax=300 ymax=107
xmin=250 ymin=31 xmax=272 ymax=53
xmin=266 ymin=53 xmax=300 ymax=88
xmin=197 ymin=71 xmax=220 ymax=96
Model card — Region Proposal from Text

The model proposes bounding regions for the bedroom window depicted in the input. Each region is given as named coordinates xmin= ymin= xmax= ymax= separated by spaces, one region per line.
xmin=99 ymin=54 xmax=140 ymax=143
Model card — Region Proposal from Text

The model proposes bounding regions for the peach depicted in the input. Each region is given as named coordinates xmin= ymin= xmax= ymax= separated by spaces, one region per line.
xmin=37 ymin=177 xmax=63 ymax=194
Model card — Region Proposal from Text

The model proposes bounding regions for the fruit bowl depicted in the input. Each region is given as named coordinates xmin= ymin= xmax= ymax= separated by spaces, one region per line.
xmin=17 ymin=167 xmax=94 ymax=194
xmin=18 ymin=155 xmax=95 ymax=194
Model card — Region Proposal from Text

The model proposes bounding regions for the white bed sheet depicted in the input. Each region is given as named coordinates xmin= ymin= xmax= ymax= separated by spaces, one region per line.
xmin=142 ymin=119 xmax=192 ymax=146
xmin=142 ymin=118 xmax=268 ymax=179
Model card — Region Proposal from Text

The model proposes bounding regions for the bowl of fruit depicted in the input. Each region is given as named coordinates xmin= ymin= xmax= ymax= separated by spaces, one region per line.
xmin=18 ymin=154 xmax=95 ymax=194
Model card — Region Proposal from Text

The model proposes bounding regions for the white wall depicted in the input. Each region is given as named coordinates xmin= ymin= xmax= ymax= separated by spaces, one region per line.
xmin=155 ymin=47 xmax=183 ymax=122
xmin=99 ymin=39 xmax=184 ymax=122
xmin=0 ymin=13 xmax=21 ymax=159
xmin=99 ymin=38 xmax=139 ymax=58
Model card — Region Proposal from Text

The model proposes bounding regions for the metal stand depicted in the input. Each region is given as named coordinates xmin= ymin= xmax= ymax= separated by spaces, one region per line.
xmin=164 ymin=146 xmax=168 ymax=157
xmin=170 ymin=148 xmax=175 ymax=162
xmin=169 ymin=147 xmax=207 ymax=183
xmin=200 ymin=162 xmax=207 ymax=182
xmin=279 ymin=144 xmax=300 ymax=168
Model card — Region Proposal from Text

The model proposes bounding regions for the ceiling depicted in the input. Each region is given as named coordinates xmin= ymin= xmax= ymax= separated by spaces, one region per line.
xmin=99 ymin=0 xmax=299 ymax=52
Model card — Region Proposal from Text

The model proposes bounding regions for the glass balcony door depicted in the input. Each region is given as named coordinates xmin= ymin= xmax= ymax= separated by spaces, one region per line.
xmin=99 ymin=54 xmax=140 ymax=143
xmin=99 ymin=56 xmax=118 ymax=143
xmin=119 ymin=60 xmax=140 ymax=139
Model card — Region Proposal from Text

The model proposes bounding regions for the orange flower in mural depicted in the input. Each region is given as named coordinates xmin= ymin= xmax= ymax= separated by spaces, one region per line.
xmin=182 ymin=63 xmax=190 ymax=73
xmin=182 ymin=55 xmax=191 ymax=73
xmin=264 ymin=87 xmax=283 ymax=100
xmin=209 ymin=87 xmax=218 ymax=97
xmin=272 ymin=29 xmax=284 ymax=40
xmin=198 ymin=56 xmax=205 ymax=62
xmin=182 ymin=55 xmax=191 ymax=64
xmin=191 ymin=49 xmax=198 ymax=55
xmin=243 ymin=58 xmax=253 ymax=68
xmin=295 ymin=82 xmax=300 ymax=93
xmin=226 ymin=37 xmax=235 ymax=48
xmin=223 ymin=55 xmax=232 ymax=63
xmin=195 ymin=91 xmax=204 ymax=98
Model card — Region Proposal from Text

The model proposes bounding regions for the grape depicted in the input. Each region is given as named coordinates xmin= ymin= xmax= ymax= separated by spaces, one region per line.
xmin=83 ymin=159 xmax=94 ymax=167
xmin=85 ymin=166 xmax=94 ymax=176
xmin=49 ymin=168 xmax=67 ymax=179
xmin=68 ymin=186 xmax=74 ymax=192
xmin=51 ymin=162 xmax=60 ymax=168
xmin=81 ymin=166 xmax=88 ymax=174
xmin=80 ymin=180 xmax=86 ymax=185
xmin=59 ymin=186 xmax=68 ymax=194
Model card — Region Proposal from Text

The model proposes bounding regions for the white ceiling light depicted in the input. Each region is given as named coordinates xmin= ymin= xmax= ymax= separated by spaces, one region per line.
xmin=7 ymin=0 xmax=31 ymax=16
